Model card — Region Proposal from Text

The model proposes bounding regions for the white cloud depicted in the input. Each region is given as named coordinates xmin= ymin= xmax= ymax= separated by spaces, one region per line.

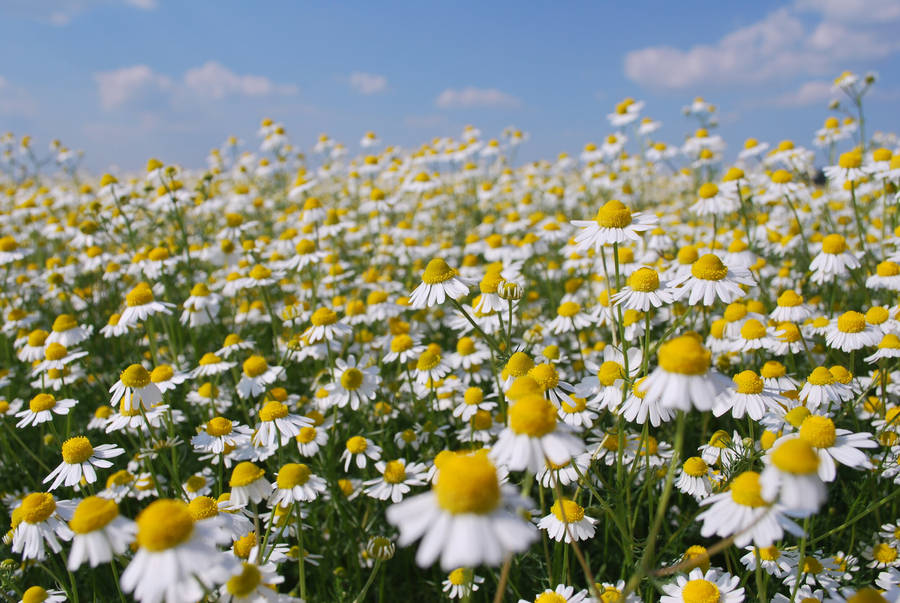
xmin=94 ymin=62 xmax=297 ymax=110
xmin=183 ymin=61 xmax=298 ymax=100
xmin=772 ymin=81 xmax=836 ymax=107
xmin=348 ymin=72 xmax=387 ymax=95
xmin=623 ymin=2 xmax=900 ymax=90
xmin=94 ymin=65 xmax=172 ymax=109
xmin=434 ymin=87 xmax=521 ymax=109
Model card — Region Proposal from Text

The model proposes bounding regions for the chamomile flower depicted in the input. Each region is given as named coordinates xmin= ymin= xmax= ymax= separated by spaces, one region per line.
xmin=570 ymin=199 xmax=657 ymax=250
xmin=121 ymin=499 xmax=237 ymax=603
xmin=270 ymin=463 xmax=327 ymax=506
xmin=408 ymin=258 xmax=472 ymax=309
xmin=660 ymin=567 xmax=745 ymax=603
xmin=442 ymin=567 xmax=484 ymax=600
xmin=109 ymin=364 xmax=162 ymax=412
xmin=786 ymin=415 xmax=876 ymax=481
xmin=386 ymin=450 xmax=537 ymax=570
xmin=798 ymin=366 xmax=853 ymax=411
xmin=490 ymin=394 xmax=584 ymax=473
xmin=236 ymin=355 xmax=284 ymax=399
xmin=612 ymin=267 xmax=675 ymax=312
xmin=301 ymin=307 xmax=352 ymax=343
xmin=643 ymin=334 xmax=730 ymax=413
xmin=676 ymin=456 xmax=715 ymax=500
xmin=669 ymin=254 xmax=754 ymax=306
xmin=518 ymin=584 xmax=590 ymax=603
xmin=713 ymin=370 xmax=786 ymax=421
xmin=825 ymin=311 xmax=881 ymax=352
xmin=760 ymin=438 xmax=826 ymax=515
xmin=11 ymin=492 xmax=74 ymax=561
xmin=327 ymin=356 xmax=380 ymax=410
xmin=547 ymin=301 xmax=594 ymax=334
xmin=66 ymin=496 xmax=136 ymax=570
xmin=252 ymin=400 xmax=312 ymax=448
xmin=341 ymin=436 xmax=382 ymax=471
xmin=44 ymin=436 xmax=124 ymax=490
xmin=15 ymin=393 xmax=78 ymax=428
xmin=537 ymin=497 xmax=596 ymax=543
xmin=46 ymin=314 xmax=93 ymax=347
xmin=189 ymin=352 xmax=237 ymax=379
xmin=118 ymin=282 xmax=175 ymax=328
xmin=363 ymin=458 xmax=428 ymax=503
xmin=228 ymin=462 xmax=271 ymax=508
xmin=810 ymin=234 xmax=861 ymax=285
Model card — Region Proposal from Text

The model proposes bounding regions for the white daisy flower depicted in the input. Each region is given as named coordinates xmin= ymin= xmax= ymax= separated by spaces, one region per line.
xmin=660 ymin=567 xmax=745 ymax=603
xmin=66 ymin=496 xmax=136 ymax=570
xmin=408 ymin=258 xmax=472 ymax=309
xmin=363 ymin=458 xmax=429 ymax=503
xmin=44 ymin=436 xmax=124 ymax=490
xmin=570 ymin=199 xmax=657 ymax=251
xmin=15 ymin=393 xmax=78 ymax=428
xmin=536 ymin=497 xmax=596 ymax=543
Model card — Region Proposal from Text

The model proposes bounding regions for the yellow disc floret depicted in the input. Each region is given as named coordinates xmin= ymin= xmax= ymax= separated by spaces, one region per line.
xmin=136 ymin=499 xmax=193 ymax=551
xmin=434 ymin=452 xmax=501 ymax=514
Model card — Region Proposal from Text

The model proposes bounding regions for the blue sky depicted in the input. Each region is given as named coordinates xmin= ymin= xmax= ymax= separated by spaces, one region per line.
xmin=1 ymin=0 xmax=899 ymax=170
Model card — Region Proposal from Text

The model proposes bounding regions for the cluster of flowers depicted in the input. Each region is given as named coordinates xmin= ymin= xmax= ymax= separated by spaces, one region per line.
xmin=1 ymin=69 xmax=900 ymax=602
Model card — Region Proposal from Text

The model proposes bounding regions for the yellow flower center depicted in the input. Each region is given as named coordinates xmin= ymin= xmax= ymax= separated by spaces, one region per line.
xmin=230 ymin=462 xmax=265 ymax=487
xmin=259 ymin=401 xmax=288 ymax=422
xmin=471 ymin=410 xmax=493 ymax=430
xmin=188 ymin=496 xmax=219 ymax=520
xmin=295 ymin=426 xmax=317 ymax=444
xmin=464 ymin=387 xmax=483 ymax=406
xmin=683 ymin=456 xmax=708 ymax=477
xmin=658 ymin=335 xmax=710 ymax=375
xmin=529 ymin=363 xmax=559 ymax=390
xmin=206 ymin=417 xmax=232 ymax=437
xmin=807 ymin=366 xmax=835 ymax=386
xmin=821 ymin=234 xmax=847 ymax=255
xmin=509 ymin=395 xmax=558 ymax=437
xmin=846 ymin=588 xmax=889 ymax=603
xmin=22 ymin=586 xmax=50 ymax=603
xmin=341 ymin=367 xmax=364 ymax=390
xmin=69 ymin=496 xmax=118 ymax=534
xmin=771 ymin=439 xmax=819 ymax=474
xmin=29 ymin=393 xmax=57 ymax=412
xmin=561 ymin=397 xmax=587 ymax=413
xmin=698 ymin=182 xmax=719 ymax=199
xmin=785 ymin=406 xmax=812 ymax=428
xmin=557 ymin=301 xmax=580 ymax=318
xmin=422 ymin=258 xmax=457 ymax=284
xmin=125 ymin=284 xmax=154 ymax=307
xmin=881 ymin=334 xmax=900 ymax=350
xmin=243 ymin=355 xmax=269 ymax=378
xmin=740 ymin=319 xmax=767 ymax=340
xmin=277 ymin=463 xmax=312 ymax=488
xmin=777 ymin=290 xmax=803 ymax=307
xmin=550 ymin=498 xmax=585 ymax=523
xmin=346 ymin=436 xmax=368 ymax=454
xmin=761 ymin=361 xmax=786 ymax=379
xmin=758 ymin=545 xmax=780 ymax=561
xmin=383 ymin=460 xmax=407 ymax=484
xmin=416 ymin=350 xmax=441 ymax=371
xmin=120 ymin=364 xmax=151 ymax=388
xmin=877 ymin=261 xmax=900 ymax=277
xmin=721 ymin=307 xmax=747 ymax=327
xmin=837 ymin=311 xmax=866 ymax=333
xmin=629 ymin=267 xmax=660 ymax=292
xmin=136 ymin=499 xmax=194 ymax=552
xmin=61 ymin=436 xmax=94 ymax=464
xmin=249 ymin=265 xmax=271 ymax=280
xmin=52 ymin=314 xmax=77 ymax=332
xmin=799 ymin=415 xmax=836 ymax=448
xmin=226 ymin=563 xmax=262 ymax=597
xmin=594 ymin=200 xmax=633 ymax=229
xmin=681 ymin=579 xmax=720 ymax=603
xmin=730 ymin=471 xmax=767 ymax=507
xmin=505 ymin=352 xmax=534 ymax=377
xmin=597 ymin=361 xmax=624 ymax=386
xmin=691 ymin=254 xmax=728 ymax=281
xmin=873 ymin=542 xmax=898 ymax=564
xmin=535 ymin=593 xmax=567 ymax=603
xmin=233 ymin=532 xmax=257 ymax=559
xmin=839 ymin=151 xmax=862 ymax=169
xmin=771 ymin=169 xmax=793 ymax=184
xmin=19 ymin=492 xmax=57 ymax=523
xmin=448 ymin=567 xmax=471 ymax=585
xmin=310 ymin=307 xmax=338 ymax=326
xmin=150 ymin=364 xmax=174 ymax=383
xmin=44 ymin=342 xmax=68 ymax=362
xmin=434 ymin=452 xmax=501 ymax=514
xmin=867 ymin=307 xmax=890 ymax=325
xmin=457 ymin=336 xmax=476 ymax=355
xmin=801 ymin=556 xmax=823 ymax=574
xmin=733 ymin=370 xmax=764 ymax=394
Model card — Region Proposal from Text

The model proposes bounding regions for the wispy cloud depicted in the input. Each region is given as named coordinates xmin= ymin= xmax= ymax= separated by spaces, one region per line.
xmin=772 ymin=80 xmax=836 ymax=107
xmin=434 ymin=87 xmax=521 ymax=109
xmin=93 ymin=62 xmax=298 ymax=110
xmin=347 ymin=72 xmax=387 ymax=95
xmin=2 ymin=0 xmax=158 ymax=26
xmin=623 ymin=0 xmax=900 ymax=90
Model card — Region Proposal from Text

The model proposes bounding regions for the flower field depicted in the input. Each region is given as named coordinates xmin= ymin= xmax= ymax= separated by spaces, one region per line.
xmin=2 ymin=71 xmax=900 ymax=602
